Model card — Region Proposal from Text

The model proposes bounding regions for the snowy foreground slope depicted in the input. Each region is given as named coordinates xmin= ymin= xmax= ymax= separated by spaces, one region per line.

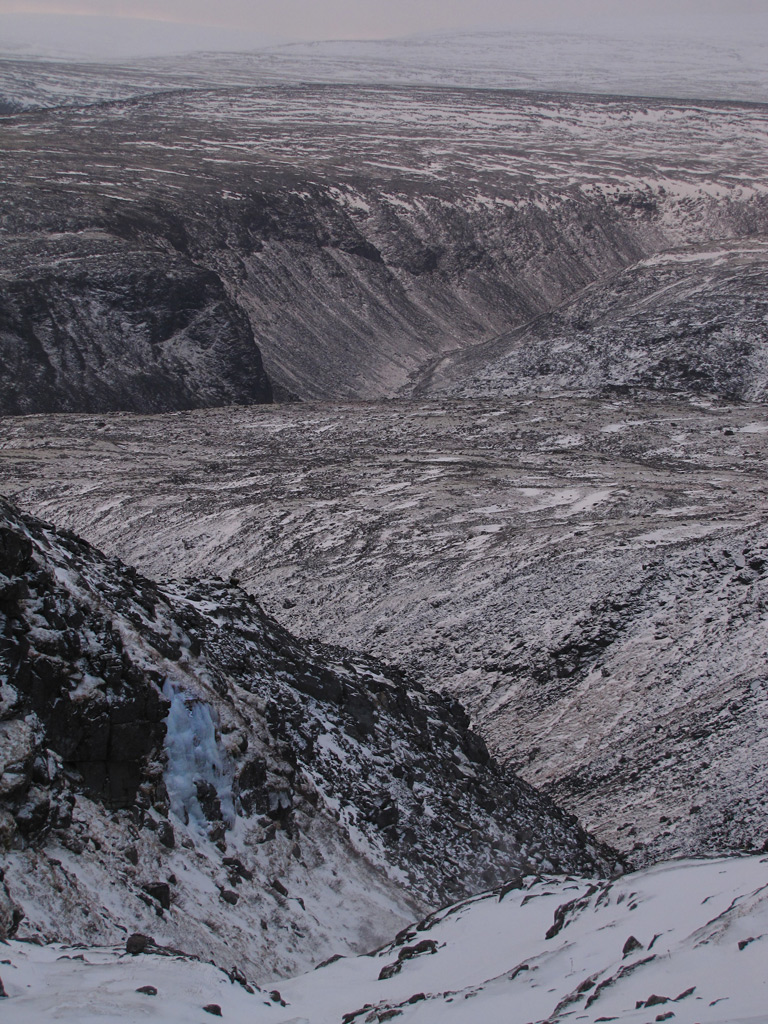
xmin=4 ymin=855 xmax=767 ymax=1023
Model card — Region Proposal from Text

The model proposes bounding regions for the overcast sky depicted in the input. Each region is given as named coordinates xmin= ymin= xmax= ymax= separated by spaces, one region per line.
xmin=2 ymin=0 xmax=766 ymax=38
xmin=1 ymin=0 xmax=766 ymax=54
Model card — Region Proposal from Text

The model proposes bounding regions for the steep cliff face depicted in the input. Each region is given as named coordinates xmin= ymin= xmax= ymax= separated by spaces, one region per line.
xmin=0 ymin=234 xmax=272 ymax=414
xmin=212 ymin=183 xmax=663 ymax=400
xmin=2 ymin=82 xmax=768 ymax=410
xmin=0 ymin=496 xmax=617 ymax=979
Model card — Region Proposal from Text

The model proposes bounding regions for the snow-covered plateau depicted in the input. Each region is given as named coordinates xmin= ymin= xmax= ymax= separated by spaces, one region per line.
xmin=2 ymin=57 xmax=768 ymax=408
xmin=2 ymin=30 xmax=768 ymax=108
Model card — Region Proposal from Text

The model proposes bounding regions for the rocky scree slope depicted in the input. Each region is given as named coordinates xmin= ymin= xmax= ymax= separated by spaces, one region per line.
xmin=417 ymin=238 xmax=768 ymax=402
xmin=476 ymin=523 xmax=768 ymax=865
xmin=0 ymin=496 xmax=618 ymax=980
xmin=2 ymin=84 xmax=768 ymax=409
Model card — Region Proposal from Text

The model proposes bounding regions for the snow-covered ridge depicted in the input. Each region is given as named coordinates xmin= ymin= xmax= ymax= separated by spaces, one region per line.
xmin=4 ymin=855 xmax=767 ymax=1022
xmin=2 ymin=30 xmax=768 ymax=110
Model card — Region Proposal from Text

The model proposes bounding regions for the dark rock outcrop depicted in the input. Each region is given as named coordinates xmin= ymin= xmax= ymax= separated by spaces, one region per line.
xmin=0 ymin=236 xmax=272 ymax=414
xmin=1 ymin=505 xmax=170 ymax=812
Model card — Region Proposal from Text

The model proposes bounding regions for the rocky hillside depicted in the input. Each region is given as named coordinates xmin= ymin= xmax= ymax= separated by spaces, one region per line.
xmin=4 ymin=397 xmax=765 ymax=868
xmin=0 ymin=496 xmax=617 ymax=981
xmin=0 ymin=234 xmax=272 ymax=414
xmin=2 ymin=75 xmax=768 ymax=410
xmin=418 ymin=238 xmax=768 ymax=402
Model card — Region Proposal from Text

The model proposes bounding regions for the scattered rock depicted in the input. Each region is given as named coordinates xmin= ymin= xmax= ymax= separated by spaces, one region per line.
xmin=156 ymin=821 xmax=175 ymax=849
xmin=644 ymin=994 xmax=670 ymax=1007
xmin=202 ymin=1004 xmax=222 ymax=1016
xmin=378 ymin=939 xmax=438 ymax=980
xmin=0 ymin=526 xmax=32 ymax=576
xmin=208 ymin=822 xmax=227 ymax=845
xmin=14 ymin=787 xmax=51 ymax=834
xmin=143 ymin=883 xmax=171 ymax=911
xmin=342 ymin=1008 xmax=372 ymax=1024
xmin=379 ymin=961 xmax=402 ymax=981
xmin=136 ymin=985 xmax=157 ymax=996
xmin=223 ymin=857 xmax=253 ymax=882
xmin=126 ymin=933 xmax=155 ymax=955
xmin=498 ymin=872 xmax=524 ymax=900
xmin=315 ymin=953 xmax=345 ymax=970
xmin=195 ymin=779 xmax=223 ymax=822
xmin=0 ymin=867 xmax=22 ymax=941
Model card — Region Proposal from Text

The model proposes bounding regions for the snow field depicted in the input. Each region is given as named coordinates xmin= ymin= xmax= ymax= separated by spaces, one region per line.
xmin=4 ymin=856 xmax=767 ymax=1023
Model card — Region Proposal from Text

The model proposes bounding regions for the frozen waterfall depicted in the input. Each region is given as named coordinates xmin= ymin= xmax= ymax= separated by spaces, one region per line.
xmin=162 ymin=680 xmax=235 ymax=830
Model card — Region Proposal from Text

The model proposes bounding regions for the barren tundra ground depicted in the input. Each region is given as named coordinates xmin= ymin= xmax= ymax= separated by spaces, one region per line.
xmin=2 ymin=75 xmax=768 ymax=407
